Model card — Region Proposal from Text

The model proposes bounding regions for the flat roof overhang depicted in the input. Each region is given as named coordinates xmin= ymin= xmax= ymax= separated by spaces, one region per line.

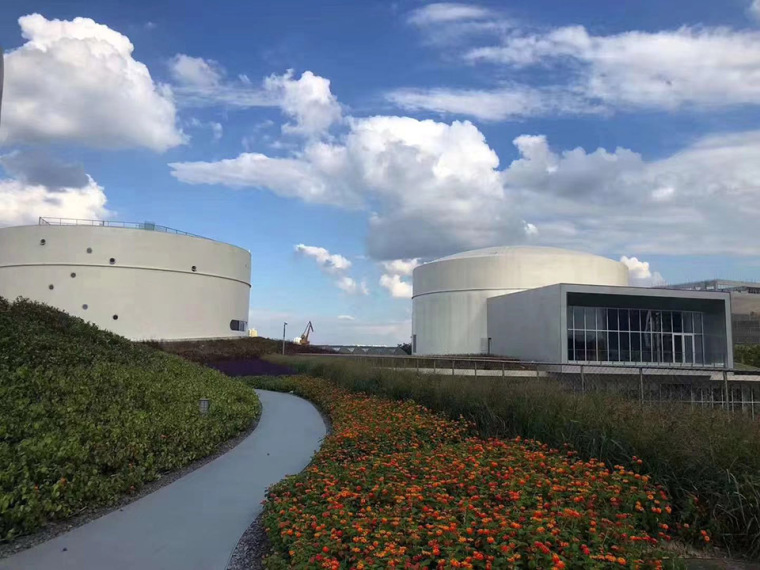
xmin=558 ymin=283 xmax=731 ymax=311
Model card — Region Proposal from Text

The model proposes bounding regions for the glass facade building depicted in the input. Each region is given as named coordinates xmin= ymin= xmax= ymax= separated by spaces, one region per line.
xmin=567 ymin=306 xmax=706 ymax=364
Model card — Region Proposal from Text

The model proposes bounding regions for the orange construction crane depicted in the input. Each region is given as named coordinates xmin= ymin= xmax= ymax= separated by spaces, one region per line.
xmin=299 ymin=321 xmax=314 ymax=345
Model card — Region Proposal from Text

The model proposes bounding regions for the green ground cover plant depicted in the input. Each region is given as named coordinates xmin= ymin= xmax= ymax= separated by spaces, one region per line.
xmin=265 ymin=356 xmax=760 ymax=560
xmin=246 ymin=375 xmax=688 ymax=569
xmin=0 ymin=297 xmax=261 ymax=541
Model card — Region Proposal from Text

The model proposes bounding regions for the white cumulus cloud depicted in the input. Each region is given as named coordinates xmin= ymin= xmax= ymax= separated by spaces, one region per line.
xmin=471 ymin=25 xmax=760 ymax=110
xmin=337 ymin=314 xmax=356 ymax=320
xmin=379 ymin=274 xmax=413 ymax=299
xmin=172 ymin=116 xmax=526 ymax=259
xmin=173 ymin=124 xmax=760 ymax=258
xmin=1 ymin=14 xmax=184 ymax=151
xmin=264 ymin=70 xmax=342 ymax=137
xmin=0 ymin=156 xmax=112 ymax=228
xmin=506 ymin=130 xmax=760 ymax=256
xmin=294 ymin=243 xmax=351 ymax=273
xmin=407 ymin=3 xmax=494 ymax=26
xmin=170 ymin=54 xmax=223 ymax=88
xmin=0 ymin=151 xmax=113 ymax=226
xmin=395 ymin=19 xmax=760 ymax=119
xmin=380 ymin=258 xmax=420 ymax=277
xmin=169 ymin=54 xmax=274 ymax=108
xmin=169 ymin=62 xmax=340 ymax=137
xmin=294 ymin=244 xmax=369 ymax=295
xmin=171 ymin=68 xmax=760 ymax=261
xmin=620 ymin=256 xmax=666 ymax=287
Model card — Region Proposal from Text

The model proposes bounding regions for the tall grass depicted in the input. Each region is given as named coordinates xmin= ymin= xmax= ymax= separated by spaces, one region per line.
xmin=267 ymin=355 xmax=760 ymax=559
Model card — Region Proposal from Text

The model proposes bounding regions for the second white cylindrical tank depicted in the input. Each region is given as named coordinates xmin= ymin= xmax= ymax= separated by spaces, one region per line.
xmin=412 ymin=246 xmax=629 ymax=355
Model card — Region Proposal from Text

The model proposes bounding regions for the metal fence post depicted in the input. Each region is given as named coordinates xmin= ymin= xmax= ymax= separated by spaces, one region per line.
xmin=452 ymin=360 xmax=455 ymax=376
xmin=502 ymin=361 xmax=505 ymax=378
xmin=639 ymin=367 xmax=644 ymax=405
xmin=474 ymin=360 xmax=477 ymax=378
xmin=723 ymin=370 xmax=729 ymax=411
xmin=580 ymin=365 xmax=585 ymax=393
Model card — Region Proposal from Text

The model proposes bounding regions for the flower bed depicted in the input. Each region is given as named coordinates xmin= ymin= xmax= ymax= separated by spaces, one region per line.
xmin=258 ymin=376 xmax=694 ymax=568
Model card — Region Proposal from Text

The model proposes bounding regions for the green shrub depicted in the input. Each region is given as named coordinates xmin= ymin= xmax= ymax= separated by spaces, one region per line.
xmin=266 ymin=355 xmax=760 ymax=560
xmin=0 ymin=298 xmax=261 ymax=541
xmin=149 ymin=337 xmax=329 ymax=364
xmin=735 ymin=345 xmax=760 ymax=368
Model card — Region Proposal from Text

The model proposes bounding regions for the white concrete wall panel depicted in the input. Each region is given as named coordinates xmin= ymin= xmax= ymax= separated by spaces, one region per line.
xmin=412 ymin=246 xmax=629 ymax=355
xmin=0 ymin=225 xmax=251 ymax=341
xmin=487 ymin=285 xmax=564 ymax=361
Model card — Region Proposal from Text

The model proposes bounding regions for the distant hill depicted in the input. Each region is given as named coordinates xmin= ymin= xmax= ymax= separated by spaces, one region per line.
xmin=0 ymin=297 xmax=260 ymax=541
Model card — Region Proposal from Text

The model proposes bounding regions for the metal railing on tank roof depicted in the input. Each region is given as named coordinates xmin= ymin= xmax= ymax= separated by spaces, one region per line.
xmin=38 ymin=217 xmax=210 ymax=240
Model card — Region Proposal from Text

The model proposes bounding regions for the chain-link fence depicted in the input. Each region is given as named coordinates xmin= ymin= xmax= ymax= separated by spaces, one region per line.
xmin=295 ymin=353 xmax=760 ymax=418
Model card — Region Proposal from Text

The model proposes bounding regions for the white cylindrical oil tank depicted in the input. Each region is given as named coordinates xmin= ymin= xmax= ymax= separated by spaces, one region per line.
xmin=0 ymin=223 xmax=251 ymax=341
xmin=412 ymin=246 xmax=629 ymax=355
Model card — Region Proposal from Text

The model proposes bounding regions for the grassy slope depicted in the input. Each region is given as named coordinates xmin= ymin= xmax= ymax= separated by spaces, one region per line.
xmin=0 ymin=298 xmax=261 ymax=541
xmin=267 ymin=356 xmax=760 ymax=560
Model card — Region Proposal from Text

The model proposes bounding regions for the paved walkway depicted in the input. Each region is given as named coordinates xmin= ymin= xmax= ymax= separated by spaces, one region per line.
xmin=0 ymin=390 xmax=326 ymax=570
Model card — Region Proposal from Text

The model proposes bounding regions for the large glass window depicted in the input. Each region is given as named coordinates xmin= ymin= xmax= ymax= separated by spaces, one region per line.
xmin=567 ymin=306 xmax=705 ymax=365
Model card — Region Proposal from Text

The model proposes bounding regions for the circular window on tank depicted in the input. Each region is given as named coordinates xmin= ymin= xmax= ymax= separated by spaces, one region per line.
xmin=40 ymin=239 xmax=46 ymax=245
xmin=70 ymin=272 xmax=76 ymax=278
xmin=82 ymin=304 xmax=88 ymax=310
xmin=109 ymin=258 xmax=116 ymax=265
xmin=191 ymin=265 xmax=197 ymax=272
xmin=48 ymin=284 xmax=54 ymax=290
xmin=86 ymin=247 xmax=93 ymax=254
xmin=112 ymin=314 xmax=119 ymax=320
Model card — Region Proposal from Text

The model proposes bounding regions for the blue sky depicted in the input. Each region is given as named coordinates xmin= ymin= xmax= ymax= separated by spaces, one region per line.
xmin=1 ymin=0 xmax=760 ymax=344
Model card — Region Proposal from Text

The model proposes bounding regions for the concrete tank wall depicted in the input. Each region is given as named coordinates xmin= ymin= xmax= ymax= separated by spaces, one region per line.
xmin=412 ymin=246 xmax=629 ymax=355
xmin=0 ymin=225 xmax=251 ymax=341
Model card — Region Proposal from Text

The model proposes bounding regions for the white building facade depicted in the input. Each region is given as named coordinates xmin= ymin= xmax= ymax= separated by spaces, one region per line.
xmin=0 ymin=220 xmax=251 ymax=341
xmin=412 ymin=245 xmax=733 ymax=367
xmin=412 ymin=246 xmax=630 ymax=355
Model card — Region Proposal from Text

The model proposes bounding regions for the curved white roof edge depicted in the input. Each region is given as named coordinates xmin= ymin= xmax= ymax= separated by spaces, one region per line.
xmin=2 ymin=222 xmax=250 ymax=254
xmin=434 ymin=245 xmax=615 ymax=263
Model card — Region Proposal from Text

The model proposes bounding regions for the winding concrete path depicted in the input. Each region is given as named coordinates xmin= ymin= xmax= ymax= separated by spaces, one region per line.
xmin=0 ymin=390 xmax=326 ymax=570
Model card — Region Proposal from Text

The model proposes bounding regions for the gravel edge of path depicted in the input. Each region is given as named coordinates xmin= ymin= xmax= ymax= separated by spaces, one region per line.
xmin=0 ymin=414 xmax=262 ymax=560
xmin=227 ymin=387 xmax=333 ymax=570
xmin=227 ymin=511 xmax=270 ymax=570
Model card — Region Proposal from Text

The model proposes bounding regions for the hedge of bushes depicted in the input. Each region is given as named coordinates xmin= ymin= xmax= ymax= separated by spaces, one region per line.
xmin=148 ymin=336 xmax=329 ymax=364
xmin=0 ymin=298 xmax=261 ymax=541
xmin=266 ymin=356 xmax=760 ymax=560
xmin=247 ymin=375 xmax=689 ymax=568
xmin=735 ymin=345 xmax=760 ymax=368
